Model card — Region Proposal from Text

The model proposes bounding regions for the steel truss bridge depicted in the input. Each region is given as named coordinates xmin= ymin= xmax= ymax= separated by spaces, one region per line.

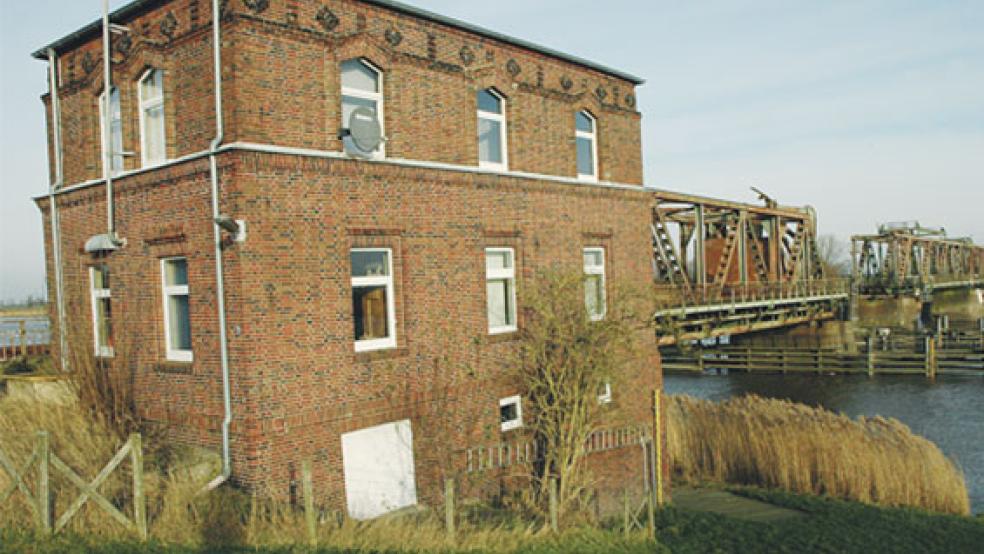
xmin=851 ymin=222 xmax=984 ymax=297
xmin=650 ymin=195 xmax=981 ymax=346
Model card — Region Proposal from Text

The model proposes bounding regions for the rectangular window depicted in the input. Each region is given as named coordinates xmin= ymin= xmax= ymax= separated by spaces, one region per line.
xmin=499 ymin=395 xmax=523 ymax=431
xmin=139 ymin=69 xmax=166 ymax=167
xmin=99 ymin=88 xmax=124 ymax=176
xmin=486 ymin=248 xmax=517 ymax=334
xmin=89 ymin=265 xmax=113 ymax=357
xmin=583 ymin=247 xmax=607 ymax=320
xmin=341 ymin=59 xmax=385 ymax=159
xmin=351 ymin=248 xmax=397 ymax=352
xmin=576 ymin=111 xmax=598 ymax=181
xmin=477 ymin=89 xmax=508 ymax=170
xmin=161 ymin=257 xmax=192 ymax=362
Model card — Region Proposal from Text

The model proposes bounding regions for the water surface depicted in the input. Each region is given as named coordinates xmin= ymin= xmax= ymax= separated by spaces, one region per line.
xmin=665 ymin=372 xmax=984 ymax=514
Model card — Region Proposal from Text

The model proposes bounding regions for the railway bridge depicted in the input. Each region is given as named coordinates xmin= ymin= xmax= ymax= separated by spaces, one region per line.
xmin=650 ymin=194 xmax=983 ymax=346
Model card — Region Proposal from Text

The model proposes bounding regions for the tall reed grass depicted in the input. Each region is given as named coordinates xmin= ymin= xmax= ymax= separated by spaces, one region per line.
xmin=666 ymin=394 xmax=970 ymax=515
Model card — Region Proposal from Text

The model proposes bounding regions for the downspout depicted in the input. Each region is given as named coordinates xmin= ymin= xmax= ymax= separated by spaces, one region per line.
xmin=102 ymin=0 xmax=116 ymax=240
xmin=46 ymin=49 xmax=68 ymax=372
xmin=205 ymin=0 xmax=233 ymax=490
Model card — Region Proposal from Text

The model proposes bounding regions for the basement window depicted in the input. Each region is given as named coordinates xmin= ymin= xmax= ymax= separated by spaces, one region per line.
xmin=341 ymin=58 xmax=385 ymax=159
xmin=351 ymin=248 xmax=397 ymax=352
xmin=139 ymin=69 xmax=167 ymax=167
xmin=98 ymin=87 xmax=124 ymax=176
xmin=583 ymin=247 xmax=607 ymax=321
xmin=89 ymin=265 xmax=114 ymax=358
xmin=161 ymin=257 xmax=192 ymax=362
xmin=575 ymin=111 xmax=598 ymax=181
xmin=486 ymin=248 xmax=517 ymax=334
xmin=477 ymin=88 xmax=508 ymax=170
xmin=499 ymin=395 xmax=523 ymax=432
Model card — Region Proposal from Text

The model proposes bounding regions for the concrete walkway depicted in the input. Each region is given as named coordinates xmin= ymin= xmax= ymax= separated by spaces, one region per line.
xmin=672 ymin=487 xmax=806 ymax=523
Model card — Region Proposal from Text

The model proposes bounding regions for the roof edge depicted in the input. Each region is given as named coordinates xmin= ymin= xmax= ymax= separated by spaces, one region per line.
xmin=32 ymin=0 xmax=645 ymax=85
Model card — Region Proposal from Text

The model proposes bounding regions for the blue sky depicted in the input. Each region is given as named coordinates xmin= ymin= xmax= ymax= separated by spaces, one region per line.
xmin=2 ymin=0 xmax=983 ymax=301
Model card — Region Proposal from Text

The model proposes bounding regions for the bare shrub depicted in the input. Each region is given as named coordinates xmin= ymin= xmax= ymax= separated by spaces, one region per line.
xmin=513 ymin=270 xmax=647 ymax=523
xmin=667 ymin=394 xmax=970 ymax=515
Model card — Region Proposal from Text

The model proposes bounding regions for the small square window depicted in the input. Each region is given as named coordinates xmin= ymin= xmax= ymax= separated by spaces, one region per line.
xmin=598 ymin=382 xmax=612 ymax=404
xmin=351 ymin=248 xmax=397 ymax=352
xmin=499 ymin=395 xmax=523 ymax=432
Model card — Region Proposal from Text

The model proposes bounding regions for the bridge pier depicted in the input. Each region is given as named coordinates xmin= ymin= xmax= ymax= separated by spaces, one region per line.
xmin=728 ymin=319 xmax=859 ymax=352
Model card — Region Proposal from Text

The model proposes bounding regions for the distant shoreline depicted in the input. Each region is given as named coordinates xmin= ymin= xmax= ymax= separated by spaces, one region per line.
xmin=0 ymin=305 xmax=47 ymax=318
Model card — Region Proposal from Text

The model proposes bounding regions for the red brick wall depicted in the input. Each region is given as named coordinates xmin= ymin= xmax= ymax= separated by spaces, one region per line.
xmin=43 ymin=0 xmax=642 ymax=187
xmin=36 ymin=0 xmax=660 ymax=513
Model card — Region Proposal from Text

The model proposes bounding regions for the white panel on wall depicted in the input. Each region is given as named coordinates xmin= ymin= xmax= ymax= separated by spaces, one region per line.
xmin=341 ymin=419 xmax=418 ymax=520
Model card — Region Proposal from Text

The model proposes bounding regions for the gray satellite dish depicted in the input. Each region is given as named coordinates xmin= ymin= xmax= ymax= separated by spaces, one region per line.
xmin=342 ymin=106 xmax=383 ymax=158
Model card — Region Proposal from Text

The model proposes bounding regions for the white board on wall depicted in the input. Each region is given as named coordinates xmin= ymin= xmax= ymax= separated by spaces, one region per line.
xmin=341 ymin=419 xmax=418 ymax=520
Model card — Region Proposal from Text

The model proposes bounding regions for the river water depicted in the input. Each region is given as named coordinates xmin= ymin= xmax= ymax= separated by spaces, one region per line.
xmin=665 ymin=372 xmax=984 ymax=514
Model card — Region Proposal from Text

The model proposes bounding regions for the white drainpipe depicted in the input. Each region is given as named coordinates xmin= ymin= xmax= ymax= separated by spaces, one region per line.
xmin=101 ymin=0 xmax=116 ymax=240
xmin=205 ymin=0 xmax=234 ymax=490
xmin=46 ymin=49 xmax=68 ymax=372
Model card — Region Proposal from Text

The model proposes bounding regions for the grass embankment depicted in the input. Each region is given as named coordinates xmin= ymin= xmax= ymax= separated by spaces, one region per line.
xmin=666 ymin=394 xmax=970 ymax=515
xmin=0 ymin=304 xmax=46 ymax=318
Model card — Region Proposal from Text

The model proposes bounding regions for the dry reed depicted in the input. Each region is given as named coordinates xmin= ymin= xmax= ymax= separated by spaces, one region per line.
xmin=666 ymin=394 xmax=970 ymax=515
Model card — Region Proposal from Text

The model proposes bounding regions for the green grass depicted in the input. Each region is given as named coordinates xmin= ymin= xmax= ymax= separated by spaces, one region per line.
xmin=3 ymin=488 xmax=982 ymax=553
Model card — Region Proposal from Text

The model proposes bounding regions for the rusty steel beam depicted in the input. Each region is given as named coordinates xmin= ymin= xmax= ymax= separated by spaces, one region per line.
xmin=652 ymin=190 xmax=811 ymax=220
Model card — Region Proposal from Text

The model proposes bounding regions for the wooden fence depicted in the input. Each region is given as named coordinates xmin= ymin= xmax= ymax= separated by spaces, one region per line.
xmin=0 ymin=431 xmax=146 ymax=539
xmin=663 ymin=336 xmax=984 ymax=377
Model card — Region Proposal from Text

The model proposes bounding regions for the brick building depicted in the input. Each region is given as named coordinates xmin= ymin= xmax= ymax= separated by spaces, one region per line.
xmin=33 ymin=0 xmax=663 ymax=517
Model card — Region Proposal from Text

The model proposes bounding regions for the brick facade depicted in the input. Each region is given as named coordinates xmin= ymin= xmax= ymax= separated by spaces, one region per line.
xmin=35 ymin=0 xmax=664 ymax=513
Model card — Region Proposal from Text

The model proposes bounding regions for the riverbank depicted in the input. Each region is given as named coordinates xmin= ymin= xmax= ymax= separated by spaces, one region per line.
xmin=4 ymin=487 xmax=982 ymax=553
xmin=0 ymin=305 xmax=46 ymax=318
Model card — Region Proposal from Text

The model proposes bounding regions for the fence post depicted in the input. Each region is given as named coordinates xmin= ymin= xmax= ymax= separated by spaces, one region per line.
xmin=866 ymin=335 xmax=875 ymax=377
xmin=19 ymin=321 xmax=27 ymax=358
xmin=548 ymin=477 xmax=558 ymax=533
xmin=444 ymin=478 xmax=456 ymax=541
xmin=925 ymin=336 xmax=937 ymax=379
xmin=302 ymin=459 xmax=317 ymax=547
xmin=623 ymin=489 xmax=630 ymax=537
xmin=129 ymin=433 xmax=147 ymax=541
xmin=652 ymin=391 xmax=664 ymax=507
xmin=37 ymin=431 xmax=51 ymax=534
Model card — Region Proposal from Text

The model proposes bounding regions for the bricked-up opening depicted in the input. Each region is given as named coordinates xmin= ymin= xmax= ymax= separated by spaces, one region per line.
xmin=88 ymin=264 xmax=114 ymax=358
xmin=351 ymin=248 xmax=397 ymax=352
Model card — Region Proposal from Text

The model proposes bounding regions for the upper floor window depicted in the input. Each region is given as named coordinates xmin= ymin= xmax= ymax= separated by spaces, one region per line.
xmin=99 ymin=88 xmax=124 ymax=177
xmin=351 ymin=248 xmax=397 ymax=352
xmin=139 ymin=69 xmax=167 ymax=167
xmin=477 ymin=89 xmax=508 ymax=170
xmin=576 ymin=111 xmax=598 ymax=181
xmin=161 ymin=257 xmax=192 ymax=362
xmin=89 ymin=265 xmax=114 ymax=358
xmin=341 ymin=59 xmax=385 ymax=159
xmin=583 ymin=247 xmax=607 ymax=320
xmin=486 ymin=248 xmax=517 ymax=334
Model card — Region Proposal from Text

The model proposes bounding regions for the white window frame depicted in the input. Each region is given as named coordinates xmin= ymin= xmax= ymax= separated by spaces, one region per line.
xmin=351 ymin=248 xmax=397 ymax=352
xmin=499 ymin=395 xmax=523 ymax=432
xmin=477 ymin=88 xmax=508 ymax=171
xmin=161 ymin=257 xmax=193 ymax=362
xmin=576 ymin=111 xmax=599 ymax=181
xmin=138 ymin=68 xmax=167 ymax=168
xmin=598 ymin=382 xmax=612 ymax=405
xmin=485 ymin=247 xmax=518 ymax=334
xmin=341 ymin=58 xmax=386 ymax=159
xmin=89 ymin=265 xmax=114 ymax=358
xmin=583 ymin=247 xmax=607 ymax=321
xmin=98 ymin=87 xmax=124 ymax=177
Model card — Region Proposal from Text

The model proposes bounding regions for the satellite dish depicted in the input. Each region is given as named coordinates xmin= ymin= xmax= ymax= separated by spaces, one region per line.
xmin=342 ymin=107 xmax=383 ymax=159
